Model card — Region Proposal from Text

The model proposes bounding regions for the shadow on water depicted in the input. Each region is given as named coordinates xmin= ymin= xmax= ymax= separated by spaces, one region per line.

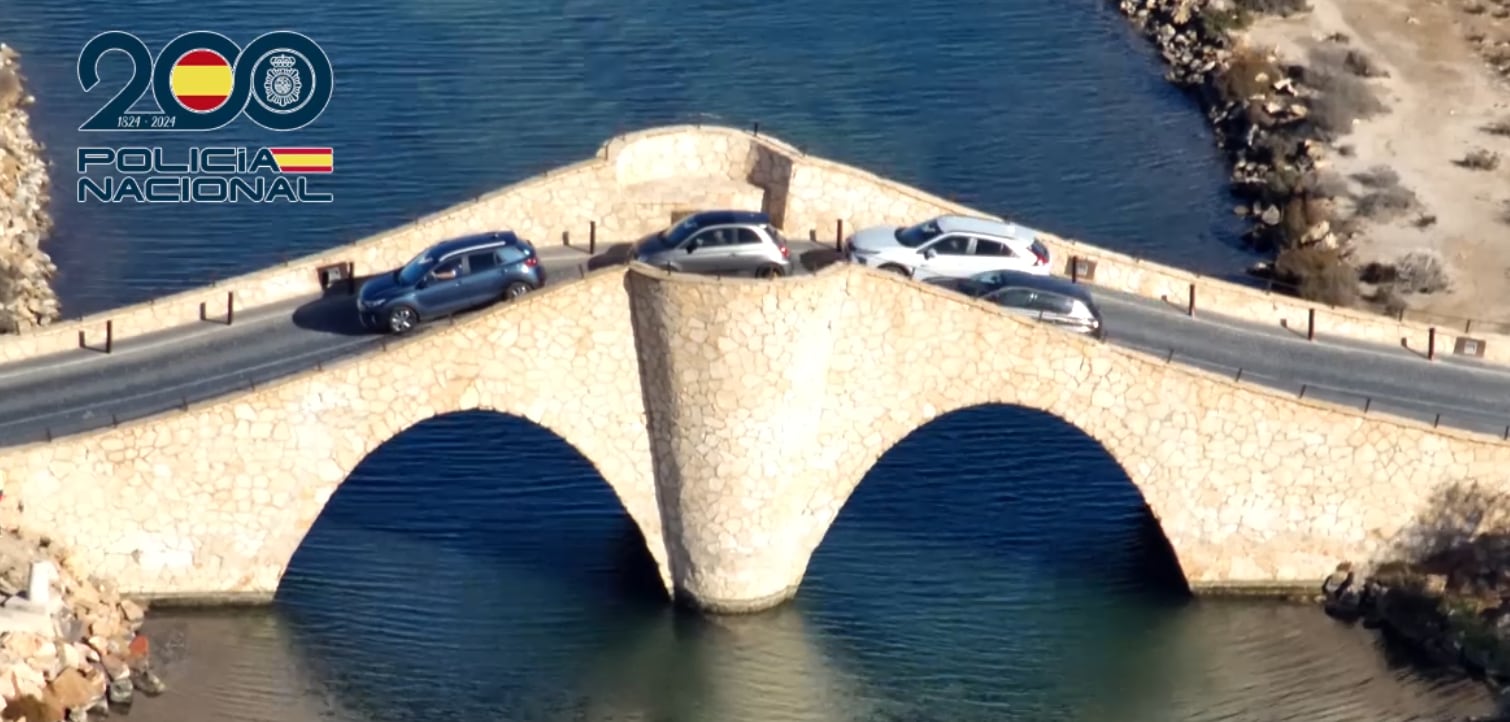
xmin=273 ymin=411 xmax=669 ymax=721
xmin=797 ymin=403 xmax=1195 ymax=718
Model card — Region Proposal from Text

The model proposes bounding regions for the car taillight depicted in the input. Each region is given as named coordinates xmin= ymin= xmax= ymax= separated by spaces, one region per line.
xmin=779 ymin=245 xmax=790 ymax=259
xmin=524 ymin=256 xmax=538 ymax=267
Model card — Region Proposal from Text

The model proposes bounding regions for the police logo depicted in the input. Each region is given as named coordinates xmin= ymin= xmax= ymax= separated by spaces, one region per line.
xmin=262 ymin=54 xmax=302 ymax=108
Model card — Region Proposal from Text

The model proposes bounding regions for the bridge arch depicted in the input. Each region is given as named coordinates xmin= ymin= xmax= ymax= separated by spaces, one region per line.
xmin=0 ymin=270 xmax=667 ymax=600
xmin=278 ymin=407 xmax=668 ymax=601
xmin=806 ymin=402 xmax=1190 ymax=597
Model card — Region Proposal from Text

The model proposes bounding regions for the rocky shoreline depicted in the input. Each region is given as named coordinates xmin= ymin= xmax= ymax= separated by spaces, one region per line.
xmin=1114 ymin=0 xmax=1382 ymax=307
xmin=0 ymin=43 xmax=61 ymax=334
xmin=0 ymin=527 xmax=165 ymax=721
xmin=1323 ymin=557 xmax=1510 ymax=720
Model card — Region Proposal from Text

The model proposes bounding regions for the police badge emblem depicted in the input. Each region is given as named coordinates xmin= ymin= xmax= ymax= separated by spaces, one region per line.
xmin=263 ymin=54 xmax=303 ymax=108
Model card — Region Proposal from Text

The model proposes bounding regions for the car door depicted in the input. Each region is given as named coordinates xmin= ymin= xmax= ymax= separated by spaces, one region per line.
xmin=456 ymin=249 xmax=504 ymax=307
xmin=679 ymin=227 xmax=733 ymax=274
xmin=912 ymin=234 xmax=975 ymax=280
xmin=721 ymin=226 xmax=770 ymax=275
xmin=418 ymin=256 xmax=472 ymax=317
xmin=981 ymin=287 xmax=1042 ymax=321
xmin=967 ymin=238 xmax=1027 ymax=274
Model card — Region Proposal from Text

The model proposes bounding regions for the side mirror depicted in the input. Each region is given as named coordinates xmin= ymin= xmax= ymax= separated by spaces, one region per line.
xmin=922 ymin=248 xmax=937 ymax=260
xmin=416 ymin=276 xmax=430 ymax=289
xmin=685 ymin=241 xmax=699 ymax=254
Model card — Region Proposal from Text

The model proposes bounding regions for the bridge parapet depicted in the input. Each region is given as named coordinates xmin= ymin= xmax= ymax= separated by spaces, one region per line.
xmin=3 ymin=124 xmax=1506 ymax=372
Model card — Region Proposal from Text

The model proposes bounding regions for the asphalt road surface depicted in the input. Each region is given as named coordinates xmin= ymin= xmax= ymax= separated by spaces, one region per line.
xmin=1 ymin=242 xmax=1508 ymax=448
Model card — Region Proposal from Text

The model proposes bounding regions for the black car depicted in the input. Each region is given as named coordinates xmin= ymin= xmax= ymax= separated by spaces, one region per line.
xmin=927 ymin=269 xmax=1105 ymax=340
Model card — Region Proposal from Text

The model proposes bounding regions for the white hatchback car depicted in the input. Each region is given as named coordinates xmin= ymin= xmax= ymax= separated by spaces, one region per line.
xmin=844 ymin=215 xmax=1052 ymax=280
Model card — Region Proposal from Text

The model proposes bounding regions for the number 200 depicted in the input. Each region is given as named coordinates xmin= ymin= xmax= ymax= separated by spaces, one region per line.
xmin=76 ymin=30 xmax=334 ymax=132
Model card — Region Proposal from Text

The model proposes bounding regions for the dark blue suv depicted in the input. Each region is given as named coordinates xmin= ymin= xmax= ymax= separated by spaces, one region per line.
xmin=357 ymin=231 xmax=546 ymax=333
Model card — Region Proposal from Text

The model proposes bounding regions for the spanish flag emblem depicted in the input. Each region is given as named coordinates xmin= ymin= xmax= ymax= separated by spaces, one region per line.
xmin=169 ymin=49 xmax=233 ymax=113
xmin=268 ymin=148 xmax=334 ymax=173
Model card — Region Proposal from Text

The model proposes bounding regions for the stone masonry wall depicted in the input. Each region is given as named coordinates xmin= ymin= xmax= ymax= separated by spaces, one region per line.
xmin=0 ymin=270 xmax=666 ymax=598
xmin=3 ymin=124 xmax=1503 ymax=370
xmin=1 ymin=260 xmax=1508 ymax=604
xmin=625 ymin=262 xmax=1510 ymax=607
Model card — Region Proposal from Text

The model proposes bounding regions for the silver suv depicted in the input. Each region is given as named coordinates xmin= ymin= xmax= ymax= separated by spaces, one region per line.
xmin=633 ymin=210 xmax=793 ymax=278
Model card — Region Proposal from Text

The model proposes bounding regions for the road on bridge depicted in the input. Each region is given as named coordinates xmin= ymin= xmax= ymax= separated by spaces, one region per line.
xmin=2 ymin=241 xmax=1509 ymax=447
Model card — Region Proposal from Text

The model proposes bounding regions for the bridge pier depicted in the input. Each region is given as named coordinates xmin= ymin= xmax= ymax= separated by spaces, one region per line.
xmin=628 ymin=266 xmax=851 ymax=614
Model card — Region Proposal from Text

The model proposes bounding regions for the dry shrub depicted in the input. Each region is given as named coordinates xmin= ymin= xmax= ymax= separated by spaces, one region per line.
xmin=1465 ymin=0 xmax=1489 ymax=13
xmin=1275 ymin=246 xmax=1358 ymax=306
xmin=1342 ymin=49 xmax=1388 ymax=78
xmin=1393 ymin=252 xmax=1451 ymax=294
xmin=1280 ymin=194 xmax=1331 ymax=245
xmin=1355 ymin=187 xmax=1418 ymax=221
xmin=1351 ymin=165 xmax=1399 ymax=189
xmin=1304 ymin=46 xmax=1388 ymax=136
xmin=1236 ymin=0 xmax=1312 ymax=15
xmin=1310 ymin=169 xmax=1351 ymax=198
xmin=1220 ymin=46 xmax=1282 ymax=101
xmin=1367 ymin=284 xmax=1409 ymax=317
xmin=1485 ymin=118 xmax=1510 ymax=137
xmin=1455 ymin=148 xmax=1501 ymax=170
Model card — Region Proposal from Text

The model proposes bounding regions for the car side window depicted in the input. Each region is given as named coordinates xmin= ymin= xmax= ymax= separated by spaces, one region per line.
xmin=984 ymin=287 xmax=1036 ymax=308
xmin=973 ymin=239 xmax=1015 ymax=257
xmin=701 ymin=228 xmax=733 ymax=248
xmin=930 ymin=235 xmax=971 ymax=255
xmin=1026 ymin=291 xmax=1077 ymax=316
xmin=495 ymin=245 xmax=527 ymax=265
xmin=732 ymin=227 xmax=762 ymax=245
xmin=431 ymin=257 xmax=465 ymax=280
xmin=467 ymin=250 xmax=500 ymax=272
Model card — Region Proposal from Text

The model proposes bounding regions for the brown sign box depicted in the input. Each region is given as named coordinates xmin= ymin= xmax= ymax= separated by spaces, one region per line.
xmin=1454 ymin=336 xmax=1487 ymax=357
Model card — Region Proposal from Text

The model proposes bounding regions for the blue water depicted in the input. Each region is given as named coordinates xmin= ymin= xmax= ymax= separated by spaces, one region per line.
xmin=5 ymin=0 xmax=1251 ymax=317
xmin=0 ymin=0 xmax=1492 ymax=719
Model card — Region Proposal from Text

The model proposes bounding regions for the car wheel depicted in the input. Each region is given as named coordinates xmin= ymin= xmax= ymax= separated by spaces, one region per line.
xmin=386 ymin=305 xmax=419 ymax=334
xmin=503 ymin=281 xmax=532 ymax=301
xmin=879 ymin=264 xmax=911 ymax=277
xmin=755 ymin=264 xmax=785 ymax=279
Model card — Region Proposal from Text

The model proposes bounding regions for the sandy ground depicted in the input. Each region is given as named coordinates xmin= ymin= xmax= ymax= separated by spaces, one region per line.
xmin=1245 ymin=0 xmax=1510 ymax=325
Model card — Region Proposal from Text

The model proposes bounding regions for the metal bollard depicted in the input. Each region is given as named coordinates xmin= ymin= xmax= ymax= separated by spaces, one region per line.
xmin=226 ymin=292 xmax=235 ymax=325
xmin=105 ymin=320 xmax=114 ymax=353
xmin=1307 ymin=308 xmax=1316 ymax=341
xmin=1427 ymin=327 xmax=1437 ymax=361
xmin=1070 ymin=256 xmax=1079 ymax=283
xmin=1186 ymin=284 xmax=1196 ymax=317
xmin=835 ymin=219 xmax=844 ymax=252
xmin=589 ymin=220 xmax=598 ymax=255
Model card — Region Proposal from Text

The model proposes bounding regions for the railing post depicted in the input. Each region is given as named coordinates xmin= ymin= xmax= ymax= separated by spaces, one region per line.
xmin=563 ymin=230 xmax=571 ymax=247
xmin=77 ymin=330 xmax=85 ymax=349
xmin=589 ymin=220 xmax=597 ymax=255
xmin=105 ymin=320 xmax=113 ymax=354
xmin=835 ymin=219 xmax=844 ymax=251
xmin=346 ymin=262 xmax=357 ymax=295
xmin=226 ymin=292 xmax=235 ymax=325
xmin=809 ymin=229 xmax=816 ymax=242
xmin=1307 ymin=308 xmax=1316 ymax=341
xmin=1427 ymin=327 xmax=1436 ymax=361
xmin=1071 ymin=255 xmax=1080 ymax=283
xmin=1187 ymin=283 xmax=1196 ymax=317
xmin=752 ymin=121 xmax=760 ymax=137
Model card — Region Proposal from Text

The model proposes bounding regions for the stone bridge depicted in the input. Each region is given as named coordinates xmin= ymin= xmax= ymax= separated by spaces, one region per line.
xmin=3 ymin=261 xmax=1508 ymax=612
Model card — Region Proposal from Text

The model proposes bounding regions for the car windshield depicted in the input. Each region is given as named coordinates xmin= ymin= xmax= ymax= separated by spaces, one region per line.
xmin=895 ymin=220 xmax=941 ymax=248
xmin=396 ymin=252 xmax=433 ymax=286
xmin=661 ymin=216 xmax=703 ymax=247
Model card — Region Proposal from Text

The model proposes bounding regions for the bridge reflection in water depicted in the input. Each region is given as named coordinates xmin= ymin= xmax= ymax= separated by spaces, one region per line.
xmin=122 ymin=408 xmax=1494 ymax=722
